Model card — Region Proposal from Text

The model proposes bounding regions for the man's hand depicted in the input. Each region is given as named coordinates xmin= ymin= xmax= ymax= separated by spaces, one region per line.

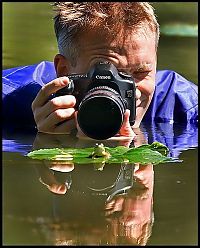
xmin=32 ymin=77 xmax=76 ymax=134
xmin=119 ymin=109 xmax=135 ymax=137
xmin=32 ymin=77 xmax=136 ymax=139
xmin=35 ymin=162 xmax=74 ymax=195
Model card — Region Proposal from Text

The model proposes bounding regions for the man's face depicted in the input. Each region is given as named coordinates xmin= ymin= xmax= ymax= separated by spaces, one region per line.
xmin=61 ymin=28 xmax=157 ymax=128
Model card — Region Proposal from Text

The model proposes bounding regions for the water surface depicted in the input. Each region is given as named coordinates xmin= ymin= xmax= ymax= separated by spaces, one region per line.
xmin=3 ymin=122 xmax=198 ymax=245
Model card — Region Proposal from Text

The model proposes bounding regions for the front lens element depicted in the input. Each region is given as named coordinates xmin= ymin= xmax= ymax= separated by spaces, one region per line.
xmin=77 ymin=87 xmax=125 ymax=140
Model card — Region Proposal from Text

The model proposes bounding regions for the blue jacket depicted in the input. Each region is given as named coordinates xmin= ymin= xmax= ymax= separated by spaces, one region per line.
xmin=2 ymin=61 xmax=198 ymax=157
xmin=2 ymin=61 xmax=198 ymax=127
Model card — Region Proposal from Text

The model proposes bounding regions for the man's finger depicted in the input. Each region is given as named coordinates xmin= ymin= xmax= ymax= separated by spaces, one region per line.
xmin=32 ymin=77 xmax=70 ymax=110
xmin=37 ymin=110 xmax=76 ymax=133
xmin=34 ymin=95 xmax=76 ymax=123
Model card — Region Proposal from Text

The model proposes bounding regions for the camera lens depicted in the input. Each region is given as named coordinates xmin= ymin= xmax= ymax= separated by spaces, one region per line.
xmin=77 ymin=86 xmax=126 ymax=140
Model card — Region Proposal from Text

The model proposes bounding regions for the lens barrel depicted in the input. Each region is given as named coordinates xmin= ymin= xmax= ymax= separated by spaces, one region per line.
xmin=77 ymin=86 xmax=126 ymax=140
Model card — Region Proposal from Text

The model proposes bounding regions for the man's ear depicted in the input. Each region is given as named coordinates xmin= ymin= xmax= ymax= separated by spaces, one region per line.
xmin=54 ymin=54 xmax=71 ymax=77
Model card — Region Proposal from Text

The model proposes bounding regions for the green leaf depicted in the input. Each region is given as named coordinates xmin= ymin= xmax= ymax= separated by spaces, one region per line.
xmin=123 ymin=148 xmax=173 ymax=165
xmin=26 ymin=141 xmax=180 ymax=166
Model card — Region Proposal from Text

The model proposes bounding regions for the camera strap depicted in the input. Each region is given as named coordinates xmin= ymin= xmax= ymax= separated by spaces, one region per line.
xmin=87 ymin=163 xmax=134 ymax=202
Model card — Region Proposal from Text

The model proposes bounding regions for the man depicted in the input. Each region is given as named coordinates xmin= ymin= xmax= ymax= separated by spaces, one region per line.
xmin=3 ymin=2 xmax=198 ymax=139
xmin=31 ymin=2 xmax=160 ymax=137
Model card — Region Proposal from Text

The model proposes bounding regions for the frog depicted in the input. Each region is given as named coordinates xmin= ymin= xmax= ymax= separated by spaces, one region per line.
xmin=89 ymin=143 xmax=111 ymax=159
xmin=150 ymin=141 xmax=169 ymax=156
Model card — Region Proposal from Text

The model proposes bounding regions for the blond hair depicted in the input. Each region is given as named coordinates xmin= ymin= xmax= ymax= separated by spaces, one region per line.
xmin=53 ymin=2 xmax=160 ymax=66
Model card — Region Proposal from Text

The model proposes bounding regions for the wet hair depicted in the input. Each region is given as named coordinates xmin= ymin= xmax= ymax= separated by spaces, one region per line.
xmin=53 ymin=2 xmax=160 ymax=66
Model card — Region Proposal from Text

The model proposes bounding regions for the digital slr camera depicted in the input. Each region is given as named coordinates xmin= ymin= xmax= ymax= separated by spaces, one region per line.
xmin=55 ymin=61 xmax=136 ymax=140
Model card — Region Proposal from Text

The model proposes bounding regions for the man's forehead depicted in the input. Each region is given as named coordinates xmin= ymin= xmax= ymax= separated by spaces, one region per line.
xmin=77 ymin=30 xmax=156 ymax=72
xmin=108 ymin=45 xmax=155 ymax=69
xmin=80 ymin=26 xmax=155 ymax=50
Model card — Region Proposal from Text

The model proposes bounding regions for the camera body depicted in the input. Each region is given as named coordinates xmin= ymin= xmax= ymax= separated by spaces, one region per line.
xmin=56 ymin=61 xmax=136 ymax=140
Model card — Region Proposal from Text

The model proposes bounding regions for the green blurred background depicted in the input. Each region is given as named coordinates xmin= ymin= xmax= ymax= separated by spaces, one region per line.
xmin=2 ymin=2 xmax=198 ymax=84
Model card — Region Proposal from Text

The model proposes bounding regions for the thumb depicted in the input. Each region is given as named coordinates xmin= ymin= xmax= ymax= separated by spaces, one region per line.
xmin=119 ymin=109 xmax=136 ymax=137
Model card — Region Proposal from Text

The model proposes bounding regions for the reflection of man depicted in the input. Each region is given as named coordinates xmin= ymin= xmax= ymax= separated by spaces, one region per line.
xmin=32 ymin=129 xmax=154 ymax=245
xmin=2 ymin=3 xmax=198 ymax=138
xmin=32 ymin=126 xmax=147 ymax=195
xmin=105 ymin=163 xmax=154 ymax=245
xmin=34 ymin=143 xmax=154 ymax=245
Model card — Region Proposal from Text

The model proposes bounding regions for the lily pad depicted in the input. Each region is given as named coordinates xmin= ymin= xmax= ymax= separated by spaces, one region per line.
xmin=26 ymin=141 xmax=180 ymax=165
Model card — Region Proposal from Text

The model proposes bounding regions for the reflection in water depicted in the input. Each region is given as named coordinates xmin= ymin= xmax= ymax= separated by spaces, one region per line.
xmin=3 ymin=122 xmax=198 ymax=245
xmin=105 ymin=164 xmax=154 ymax=246
xmin=34 ymin=161 xmax=154 ymax=245
xmin=29 ymin=129 xmax=154 ymax=245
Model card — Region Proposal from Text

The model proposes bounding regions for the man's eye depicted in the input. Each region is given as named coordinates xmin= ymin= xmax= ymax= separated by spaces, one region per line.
xmin=134 ymin=71 xmax=150 ymax=74
xmin=133 ymin=71 xmax=150 ymax=78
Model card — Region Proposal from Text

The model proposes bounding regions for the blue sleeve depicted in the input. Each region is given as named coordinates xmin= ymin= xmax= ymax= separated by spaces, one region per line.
xmin=142 ymin=70 xmax=198 ymax=157
xmin=2 ymin=61 xmax=56 ymax=130
xmin=143 ymin=70 xmax=198 ymax=125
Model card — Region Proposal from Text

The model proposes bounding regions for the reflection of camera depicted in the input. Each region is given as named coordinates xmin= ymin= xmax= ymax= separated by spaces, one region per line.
xmin=55 ymin=163 xmax=134 ymax=202
xmin=55 ymin=61 xmax=136 ymax=140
